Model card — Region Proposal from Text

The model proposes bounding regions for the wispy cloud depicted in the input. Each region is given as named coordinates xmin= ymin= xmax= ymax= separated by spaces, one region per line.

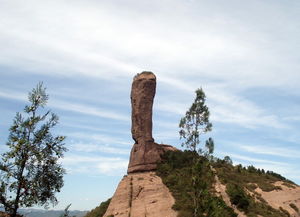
xmin=0 ymin=88 xmax=129 ymax=122
xmin=239 ymin=145 xmax=300 ymax=159
xmin=67 ymin=132 xmax=131 ymax=146
xmin=219 ymin=152 xmax=289 ymax=166
xmin=0 ymin=89 xmax=27 ymax=101
xmin=62 ymin=154 xmax=128 ymax=175
xmin=72 ymin=143 xmax=130 ymax=155
xmin=50 ymin=99 xmax=129 ymax=121
xmin=155 ymin=83 xmax=286 ymax=129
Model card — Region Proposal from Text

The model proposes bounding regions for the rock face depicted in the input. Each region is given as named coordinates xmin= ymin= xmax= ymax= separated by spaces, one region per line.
xmin=128 ymin=72 xmax=176 ymax=173
xmin=103 ymin=172 xmax=177 ymax=217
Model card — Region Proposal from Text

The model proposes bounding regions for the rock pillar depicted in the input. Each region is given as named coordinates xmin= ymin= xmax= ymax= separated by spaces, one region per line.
xmin=131 ymin=71 xmax=156 ymax=145
xmin=127 ymin=72 xmax=176 ymax=174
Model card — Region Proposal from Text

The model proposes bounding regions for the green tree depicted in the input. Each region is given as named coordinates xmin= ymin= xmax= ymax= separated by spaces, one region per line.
xmin=179 ymin=88 xmax=212 ymax=152
xmin=224 ymin=156 xmax=233 ymax=165
xmin=0 ymin=83 xmax=67 ymax=217
xmin=205 ymin=137 xmax=214 ymax=156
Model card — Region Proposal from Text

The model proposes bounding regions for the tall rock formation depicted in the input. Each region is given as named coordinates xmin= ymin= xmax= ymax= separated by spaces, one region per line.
xmin=103 ymin=72 xmax=178 ymax=217
xmin=128 ymin=72 xmax=176 ymax=174
xmin=131 ymin=71 xmax=156 ymax=145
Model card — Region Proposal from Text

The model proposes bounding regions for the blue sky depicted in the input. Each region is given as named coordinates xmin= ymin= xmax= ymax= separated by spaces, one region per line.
xmin=1 ymin=0 xmax=300 ymax=211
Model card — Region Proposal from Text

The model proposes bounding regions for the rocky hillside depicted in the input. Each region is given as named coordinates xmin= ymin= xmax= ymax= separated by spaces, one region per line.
xmin=87 ymin=150 xmax=300 ymax=217
xmin=158 ymin=150 xmax=300 ymax=217
xmin=85 ymin=72 xmax=300 ymax=217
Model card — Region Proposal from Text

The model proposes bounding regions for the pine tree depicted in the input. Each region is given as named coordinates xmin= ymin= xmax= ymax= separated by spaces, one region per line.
xmin=0 ymin=82 xmax=67 ymax=217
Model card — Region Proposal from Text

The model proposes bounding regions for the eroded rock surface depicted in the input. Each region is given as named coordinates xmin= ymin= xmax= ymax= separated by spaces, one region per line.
xmin=103 ymin=172 xmax=177 ymax=217
xmin=128 ymin=72 xmax=177 ymax=173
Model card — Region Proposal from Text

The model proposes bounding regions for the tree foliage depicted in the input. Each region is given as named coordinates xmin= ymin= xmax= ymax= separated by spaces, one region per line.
xmin=0 ymin=83 xmax=67 ymax=217
xmin=179 ymin=88 xmax=212 ymax=152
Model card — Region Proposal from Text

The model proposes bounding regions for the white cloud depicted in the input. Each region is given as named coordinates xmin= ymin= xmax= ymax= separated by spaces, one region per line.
xmin=62 ymin=154 xmax=128 ymax=175
xmin=72 ymin=143 xmax=130 ymax=155
xmin=1 ymin=0 xmax=299 ymax=89
xmin=67 ymin=132 xmax=131 ymax=146
xmin=0 ymin=89 xmax=27 ymax=101
xmin=239 ymin=145 xmax=300 ymax=159
xmin=0 ymin=0 xmax=297 ymax=132
xmin=155 ymin=83 xmax=286 ymax=129
xmin=50 ymin=99 xmax=129 ymax=121
xmin=220 ymin=152 xmax=289 ymax=166
xmin=0 ymin=88 xmax=129 ymax=122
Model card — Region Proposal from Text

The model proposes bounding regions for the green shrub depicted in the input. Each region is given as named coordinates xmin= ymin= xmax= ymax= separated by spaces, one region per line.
xmin=226 ymin=183 xmax=250 ymax=211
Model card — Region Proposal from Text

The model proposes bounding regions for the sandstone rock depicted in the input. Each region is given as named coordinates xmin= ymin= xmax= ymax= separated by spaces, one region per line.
xmin=128 ymin=72 xmax=177 ymax=173
xmin=131 ymin=71 xmax=156 ymax=144
xmin=103 ymin=172 xmax=177 ymax=217
xmin=128 ymin=143 xmax=177 ymax=173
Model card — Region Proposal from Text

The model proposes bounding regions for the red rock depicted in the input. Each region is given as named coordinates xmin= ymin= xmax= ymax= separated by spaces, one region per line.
xmin=130 ymin=71 xmax=156 ymax=144
xmin=128 ymin=72 xmax=177 ymax=174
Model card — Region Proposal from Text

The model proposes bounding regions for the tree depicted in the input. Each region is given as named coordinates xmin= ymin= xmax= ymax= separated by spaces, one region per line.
xmin=0 ymin=82 xmax=67 ymax=217
xmin=205 ymin=137 xmax=214 ymax=156
xmin=179 ymin=88 xmax=212 ymax=152
xmin=224 ymin=156 xmax=233 ymax=165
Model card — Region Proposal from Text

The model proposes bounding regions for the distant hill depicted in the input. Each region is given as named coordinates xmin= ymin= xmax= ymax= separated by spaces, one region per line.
xmin=18 ymin=208 xmax=87 ymax=217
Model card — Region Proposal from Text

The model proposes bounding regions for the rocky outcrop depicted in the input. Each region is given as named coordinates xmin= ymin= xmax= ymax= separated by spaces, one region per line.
xmin=128 ymin=72 xmax=177 ymax=173
xmin=103 ymin=172 xmax=177 ymax=217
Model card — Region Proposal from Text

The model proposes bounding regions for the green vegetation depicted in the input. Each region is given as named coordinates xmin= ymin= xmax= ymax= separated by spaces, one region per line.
xmin=84 ymin=198 xmax=111 ymax=217
xmin=156 ymin=150 xmax=296 ymax=217
xmin=214 ymin=160 xmax=294 ymax=192
xmin=213 ymin=159 xmax=293 ymax=217
xmin=157 ymin=150 xmax=237 ymax=217
xmin=0 ymin=83 xmax=67 ymax=217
